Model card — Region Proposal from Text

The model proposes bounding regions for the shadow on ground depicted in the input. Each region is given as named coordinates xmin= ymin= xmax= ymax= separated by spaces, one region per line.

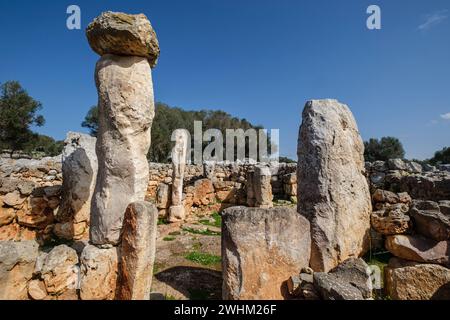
xmin=154 ymin=266 xmax=222 ymax=300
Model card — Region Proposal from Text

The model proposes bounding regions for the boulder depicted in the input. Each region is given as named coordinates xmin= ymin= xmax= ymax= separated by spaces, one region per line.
xmin=0 ymin=241 xmax=39 ymax=300
xmin=385 ymin=235 xmax=450 ymax=266
xmin=192 ymin=179 xmax=215 ymax=206
xmin=79 ymin=245 xmax=119 ymax=300
xmin=313 ymin=272 xmax=364 ymax=300
xmin=86 ymin=11 xmax=160 ymax=67
xmin=222 ymin=206 xmax=311 ymax=300
xmin=371 ymin=208 xmax=411 ymax=236
xmin=388 ymin=159 xmax=407 ymax=171
xmin=409 ymin=200 xmax=450 ymax=241
xmin=117 ymin=202 xmax=158 ymax=300
xmin=385 ymin=258 xmax=450 ymax=300
xmin=40 ymin=245 xmax=79 ymax=295
xmin=297 ymin=99 xmax=371 ymax=272
xmin=329 ymin=258 xmax=372 ymax=298
xmin=56 ymin=132 xmax=97 ymax=238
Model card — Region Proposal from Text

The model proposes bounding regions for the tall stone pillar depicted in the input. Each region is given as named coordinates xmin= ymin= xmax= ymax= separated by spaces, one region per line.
xmin=297 ymin=100 xmax=372 ymax=272
xmin=168 ymin=129 xmax=189 ymax=222
xmin=85 ymin=12 xmax=160 ymax=246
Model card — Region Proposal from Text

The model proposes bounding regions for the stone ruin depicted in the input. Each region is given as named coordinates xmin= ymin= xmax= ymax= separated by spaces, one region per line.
xmin=1 ymin=12 xmax=450 ymax=301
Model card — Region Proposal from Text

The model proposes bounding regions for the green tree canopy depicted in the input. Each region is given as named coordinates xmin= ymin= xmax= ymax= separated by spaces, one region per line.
xmin=364 ymin=137 xmax=405 ymax=162
xmin=82 ymin=103 xmax=273 ymax=163
xmin=429 ymin=147 xmax=450 ymax=165
xmin=0 ymin=81 xmax=45 ymax=156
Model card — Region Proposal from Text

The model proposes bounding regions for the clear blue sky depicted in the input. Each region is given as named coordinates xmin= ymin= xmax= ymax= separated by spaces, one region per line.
xmin=1 ymin=0 xmax=449 ymax=160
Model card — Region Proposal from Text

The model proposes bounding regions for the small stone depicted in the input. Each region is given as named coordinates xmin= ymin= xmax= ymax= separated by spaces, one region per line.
xmin=3 ymin=191 xmax=26 ymax=207
xmin=0 ymin=207 xmax=16 ymax=227
xmin=409 ymin=200 xmax=450 ymax=241
xmin=28 ymin=279 xmax=47 ymax=300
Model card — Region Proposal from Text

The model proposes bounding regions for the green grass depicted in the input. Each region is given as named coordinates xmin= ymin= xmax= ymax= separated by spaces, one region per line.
xmin=185 ymin=252 xmax=221 ymax=266
xmin=158 ymin=217 xmax=170 ymax=225
xmin=169 ymin=231 xmax=181 ymax=236
xmin=163 ymin=236 xmax=176 ymax=241
xmin=199 ymin=212 xmax=222 ymax=228
xmin=182 ymin=227 xmax=221 ymax=236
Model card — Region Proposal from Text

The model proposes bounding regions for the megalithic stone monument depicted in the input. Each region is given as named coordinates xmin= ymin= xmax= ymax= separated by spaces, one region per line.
xmin=86 ymin=11 xmax=160 ymax=246
xmin=297 ymin=99 xmax=372 ymax=272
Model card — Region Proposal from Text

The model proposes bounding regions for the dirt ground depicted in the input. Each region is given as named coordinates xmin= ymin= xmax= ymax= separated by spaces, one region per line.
xmin=151 ymin=209 xmax=223 ymax=300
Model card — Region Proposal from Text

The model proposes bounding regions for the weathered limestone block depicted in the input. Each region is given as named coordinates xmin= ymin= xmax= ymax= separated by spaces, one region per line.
xmin=297 ymin=99 xmax=372 ymax=272
xmin=410 ymin=200 xmax=450 ymax=241
xmin=385 ymin=235 xmax=450 ymax=266
xmin=79 ymin=244 xmax=119 ymax=300
xmin=193 ymin=179 xmax=215 ymax=206
xmin=56 ymin=132 xmax=97 ymax=240
xmin=222 ymin=206 xmax=311 ymax=300
xmin=156 ymin=183 xmax=170 ymax=209
xmin=0 ymin=241 xmax=39 ymax=300
xmin=385 ymin=258 xmax=450 ymax=300
xmin=117 ymin=202 xmax=158 ymax=300
xmin=40 ymin=245 xmax=79 ymax=295
xmin=168 ymin=129 xmax=189 ymax=222
xmin=86 ymin=12 xmax=160 ymax=67
xmin=254 ymin=166 xmax=273 ymax=208
xmin=89 ymin=53 xmax=155 ymax=246
xmin=313 ymin=273 xmax=364 ymax=300
xmin=27 ymin=279 xmax=47 ymax=300
xmin=329 ymin=258 xmax=372 ymax=299
xmin=371 ymin=207 xmax=411 ymax=236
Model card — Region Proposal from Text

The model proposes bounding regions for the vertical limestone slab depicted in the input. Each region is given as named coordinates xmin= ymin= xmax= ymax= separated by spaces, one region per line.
xmin=117 ymin=202 xmax=158 ymax=300
xmin=297 ymin=99 xmax=372 ymax=272
xmin=90 ymin=54 xmax=154 ymax=246
xmin=222 ymin=206 xmax=311 ymax=300
xmin=168 ymin=129 xmax=189 ymax=222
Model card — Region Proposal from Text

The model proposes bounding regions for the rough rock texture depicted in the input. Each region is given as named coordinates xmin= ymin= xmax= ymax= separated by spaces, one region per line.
xmin=79 ymin=244 xmax=119 ymax=300
xmin=40 ymin=245 xmax=79 ymax=295
xmin=385 ymin=258 xmax=450 ymax=300
xmin=90 ymin=54 xmax=154 ymax=246
xmin=313 ymin=273 xmax=364 ymax=300
xmin=168 ymin=129 xmax=189 ymax=222
xmin=0 ymin=241 xmax=39 ymax=300
xmin=329 ymin=258 xmax=372 ymax=299
xmin=297 ymin=99 xmax=372 ymax=272
xmin=222 ymin=206 xmax=311 ymax=300
xmin=192 ymin=179 xmax=215 ymax=206
xmin=27 ymin=279 xmax=47 ymax=300
xmin=409 ymin=200 xmax=450 ymax=241
xmin=86 ymin=11 xmax=160 ymax=67
xmin=254 ymin=166 xmax=273 ymax=208
xmin=385 ymin=235 xmax=450 ymax=266
xmin=56 ymin=132 xmax=97 ymax=240
xmin=117 ymin=202 xmax=158 ymax=300
xmin=371 ymin=207 xmax=411 ymax=236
